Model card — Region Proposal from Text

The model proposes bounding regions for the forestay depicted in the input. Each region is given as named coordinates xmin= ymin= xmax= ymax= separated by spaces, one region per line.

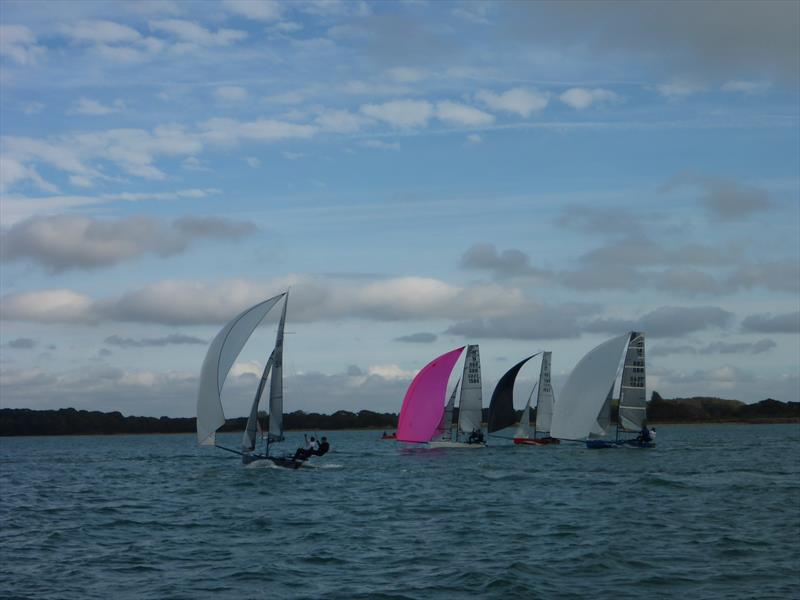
xmin=196 ymin=294 xmax=285 ymax=446
xmin=268 ymin=292 xmax=289 ymax=441
xmin=549 ymin=334 xmax=629 ymax=440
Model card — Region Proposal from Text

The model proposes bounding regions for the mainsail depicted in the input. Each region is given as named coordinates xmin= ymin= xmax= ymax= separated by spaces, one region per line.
xmin=268 ymin=291 xmax=289 ymax=441
xmin=534 ymin=351 xmax=555 ymax=435
xmin=196 ymin=294 xmax=285 ymax=446
xmin=549 ymin=333 xmax=629 ymax=440
xmin=515 ymin=383 xmax=537 ymax=439
xmin=488 ymin=354 xmax=537 ymax=434
xmin=435 ymin=377 xmax=460 ymax=440
xmin=397 ymin=347 xmax=465 ymax=443
xmin=617 ymin=331 xmax=646 ymax=432
xmin=457 ymin=345 xmax=482 ymax=434
xmin=242 ymin=350 xmax=274 ymax=451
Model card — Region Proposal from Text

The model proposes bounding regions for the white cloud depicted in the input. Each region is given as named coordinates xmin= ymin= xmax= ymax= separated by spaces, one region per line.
xmin=721 ymin=80 xmax=771 ymax=95
xmin=72 ymin=98 xmax=126 ymax=115
xmin=435 ymin=101 xmax=495 ymax=126
xmin=214 ymin=85 xmax=248 ymax=101
xmin=61 ymin=20 xmax=142 ymax=44
xmin=559 ymin=87 xmax=620 ymax=110
xmin=367 ymin=364 xmax=416 ymax=380
xmin=199 ymin=117 xmax=315 ymax=145
xmin=315 ymin=109 xmax=367 ymax=133
xmin=467 ymin=134 xmax=482 ymax=144
xmin=223 ymin=0 xmax=283 ymax=21
xmin=0 ymin=289 xmax=95 ymax=324
xmin=386 ymin=67 xmax=429 ymax=83
xmin=149 ymin=19 xmax=247 ymax=47
xmin=656 ymin=80 xmax=708 ymax=99
xmin=245 ymin=156 xmax=261 ymax=168
xmin=0 ymin=25 xmax=44 ymax=64
xmin=0 ymin=156 xmax=58 ymax=194
xmin=475 ymin=88 xmax=549 ymax=117
xmin=360 ymin=100 xmax=433 ymax=128
xmin=360 ymin=140 xmax=399 ymax=151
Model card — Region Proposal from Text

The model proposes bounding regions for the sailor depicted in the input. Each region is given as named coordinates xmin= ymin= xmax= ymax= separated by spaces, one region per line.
xmin=313 ymin=436 xmax=330 ymax=456
xmin=649 ymin=427 xmax=657 ymax=442
xmin=467 ymin=429 xmax=484 ymax=444
xmin=292 ymin=435 xmax=319 ymax=461
xmin=638 ymin=424 xmax=652 ymax=443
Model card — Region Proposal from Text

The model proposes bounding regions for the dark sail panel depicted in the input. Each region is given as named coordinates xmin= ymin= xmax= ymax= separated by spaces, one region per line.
xmin=488 ymin=355 xmax=535 ymax=433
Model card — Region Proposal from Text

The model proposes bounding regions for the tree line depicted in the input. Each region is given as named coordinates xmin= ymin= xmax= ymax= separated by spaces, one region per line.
xmin=1 ymin=394 xmax=797 ymax=436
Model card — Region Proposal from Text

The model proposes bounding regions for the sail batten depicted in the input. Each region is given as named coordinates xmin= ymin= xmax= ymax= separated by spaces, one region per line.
xmin=196 ymin=293 xmax=284 ymax=446
xmin=617 ymin=331 xmax=647 ymax=433
xmin=397 ymin=347 xmax=465 ymax=443
xmin=549 ymin=334 xmax=629 ymax=440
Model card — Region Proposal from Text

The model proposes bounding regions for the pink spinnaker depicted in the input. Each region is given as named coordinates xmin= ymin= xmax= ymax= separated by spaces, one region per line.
xmin=397 ymin=346 xmax=465 ymax=443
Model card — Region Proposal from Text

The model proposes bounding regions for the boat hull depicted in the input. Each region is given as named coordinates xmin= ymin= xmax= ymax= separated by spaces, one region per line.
xmin=242 ymin=453 xmax=306 ymax=468
xmin=586 ymin=439 xmax=655 ymax=449
xmin=513 ymin=437 xmax=560 ymax=446
xmin=428 ymin=440 xmax=486 ymax=449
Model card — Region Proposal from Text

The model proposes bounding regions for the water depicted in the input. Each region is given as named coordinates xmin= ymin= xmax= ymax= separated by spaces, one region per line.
xmin=1 ymin=424 xmax=798 ymax=599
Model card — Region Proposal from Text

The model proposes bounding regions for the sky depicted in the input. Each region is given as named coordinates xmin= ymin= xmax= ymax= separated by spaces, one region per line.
xmin=1 ymin=0 xmax=798 ymax=419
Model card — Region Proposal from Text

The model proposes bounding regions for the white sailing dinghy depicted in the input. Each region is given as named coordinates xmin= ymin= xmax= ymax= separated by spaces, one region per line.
xmin=512 ymin=352 xmax=560 ymax=445
xmin=196 ymin=291 xmax=314 ymax=468
xmin=549 ymin=331 xmax=653 ymax=449
xmin=429 ymin=345 xmax=487 ymax=448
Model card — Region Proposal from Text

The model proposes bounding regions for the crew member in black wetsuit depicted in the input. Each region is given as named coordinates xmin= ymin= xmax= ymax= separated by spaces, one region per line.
xmin=293 ymin=436 xmax=318 ymax=460
xmin=312 ymin=437 xmax=330 ymax=457
xmin=467 ymin=429 xmax=484 ymax=444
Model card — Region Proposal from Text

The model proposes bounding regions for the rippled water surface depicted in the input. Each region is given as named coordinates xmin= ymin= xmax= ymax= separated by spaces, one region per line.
xmin=2 ymin=424 xmax=799 ymax=599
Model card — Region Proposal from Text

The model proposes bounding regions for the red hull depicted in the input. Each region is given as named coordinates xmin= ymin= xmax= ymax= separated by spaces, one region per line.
xmin=513 ymin=437 xmax=560 ymax=445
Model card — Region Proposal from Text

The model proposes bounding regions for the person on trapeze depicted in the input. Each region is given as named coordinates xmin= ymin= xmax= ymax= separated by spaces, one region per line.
xmin=292 ymin=435 xmax=330 ymax=461
xmin=467 ymin=429 xmax=485 ymax=444
xmin=637 ymin=424 xmax=655 ymax=444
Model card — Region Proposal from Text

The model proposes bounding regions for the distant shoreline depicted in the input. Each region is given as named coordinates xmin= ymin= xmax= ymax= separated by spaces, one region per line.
xmin=1 ymin=397 xmax=798 ymax=437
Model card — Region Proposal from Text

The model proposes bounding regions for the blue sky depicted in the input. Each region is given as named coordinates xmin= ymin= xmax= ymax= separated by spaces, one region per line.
xmin=1 ymin=0 xmax=798 ymax=418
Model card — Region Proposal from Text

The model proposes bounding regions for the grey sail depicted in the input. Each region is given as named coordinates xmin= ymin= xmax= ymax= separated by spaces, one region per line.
xmin=618 ymin=331 xmax=646 ymax=432
xmin=242 ymin=351 xmax=274 ymax=451
xmin=268 ymin=291 xmax=288 ymax=441
xmin=515 ymin=382 xmax=537 ymax=438
xmin=534 ymin=351 xmax=555 ymax=435
xmin=436 ymin=377 xmax=460 ymax=441
xmin=196 ymin=294 xmax=284 ymax=446
xmin=457 ymin=345 xmax=483 ymax=434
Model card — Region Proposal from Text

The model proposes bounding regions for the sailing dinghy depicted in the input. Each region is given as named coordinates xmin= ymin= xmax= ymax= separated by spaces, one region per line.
xmin=396 ymin=346 xmax=473 ymax=447
xmin=512 ymin=352 xmax=560 ymax=445
xmin=428 ymin=345 xmax=487 ymax=448
xmin=196 ymin=291 xmax=313 ymax=468
xmin=549 ymin=332 xmax=653 ymax=449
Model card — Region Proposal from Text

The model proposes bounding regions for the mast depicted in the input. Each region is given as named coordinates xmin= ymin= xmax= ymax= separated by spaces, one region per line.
xmin=242 ymin=350 xmax=274 ymax=451
xmin=533 ymin=351 xmax=554 ymax=438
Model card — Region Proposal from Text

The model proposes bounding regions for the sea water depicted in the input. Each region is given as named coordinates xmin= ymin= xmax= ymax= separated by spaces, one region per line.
xmin=1 ymin=424 xmax=798 ymax=599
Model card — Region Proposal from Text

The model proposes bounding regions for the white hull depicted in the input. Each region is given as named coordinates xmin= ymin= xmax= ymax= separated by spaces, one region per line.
xmin=428 ymin=441 xmax=486 ymax=449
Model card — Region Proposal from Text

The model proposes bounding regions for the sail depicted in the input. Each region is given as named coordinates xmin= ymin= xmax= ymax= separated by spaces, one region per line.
xmin=435 ymin=377 xmax=460 ymax=441
xmin=268 ymin=292 xmax=288 ymax=440
xmin=397 ymin=347 xmax=465 ymax=443
xmin=242 ymin=351 xmax=274 ymax=451
xmin=488 ymin=354 xmax=537 ymax=433
xmin=196 ymin=294 xmax=285 ymax=445
xmin=534 ymin=351 xmax=555 ymax=434
xmin=549 ymin=333 xmax=629 ymax=440
xmin=515 ymin=383 xmax=537 ymax=439
xmin=618 ymin=332 xmax=646 ymax=432
xmin=590 ymin=382 xmax=614 ymax=438
xmin=457 ymin=345 xmax=483 ymax=434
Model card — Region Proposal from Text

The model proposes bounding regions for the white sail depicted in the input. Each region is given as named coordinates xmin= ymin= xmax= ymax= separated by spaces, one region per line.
xmin=268 ymin=292 xmax=288 ymax=441
xmin=514 ymin=383 xmax=536 ymax=439
xmin=549 ymin=333 xmax=629 ymax=440
xmin=242 ymin=351 xmax=274 ymax=451
xmin=436 ymin=378 xmax=459 ymax=441
xmin=457 ymin=345 xmax=482 ymax=434
xmin=534 ymin=351 xmax=555 ymax=434
xmin=590 ymin=382 xmax=614 ymax=438
xmin=196 ymin=294 xmax=284 ymax=446
xmin=618 ymin=332 xmax=646 ymax=432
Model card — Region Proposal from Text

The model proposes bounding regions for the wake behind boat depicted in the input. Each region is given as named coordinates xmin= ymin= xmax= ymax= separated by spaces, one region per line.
xmin=196 ymin=291 xmax=329 ymax=469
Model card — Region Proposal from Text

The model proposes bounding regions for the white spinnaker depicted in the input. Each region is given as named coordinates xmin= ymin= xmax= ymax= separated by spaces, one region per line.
xmin=549 ymin=334 xmax=629 ymax=440
xmin=457 ymin=345 xmax=483 ymax=434
xmin=590 ymin=383 xmax=614 ymax=438
xmin=196 ymin=294 xmax=284 ymax=446
xmin=268 ymin=292 xmax=288 ymax=440
xmin=618 ymin=332 xmax=646 ymax=432
xmin=534 ymin=351 xmax=555 ymax=434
